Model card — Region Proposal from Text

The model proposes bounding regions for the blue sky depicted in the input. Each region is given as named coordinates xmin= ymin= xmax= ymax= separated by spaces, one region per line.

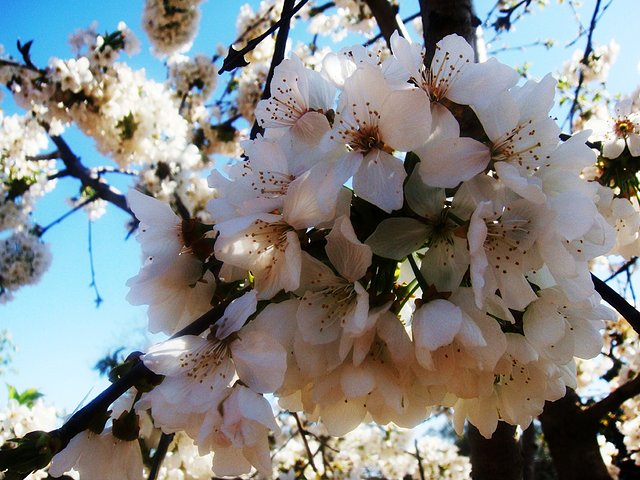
xmin=0 ymin=0 xmax=638 ymax=414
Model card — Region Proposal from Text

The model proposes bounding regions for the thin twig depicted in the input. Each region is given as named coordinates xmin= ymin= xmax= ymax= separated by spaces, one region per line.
xmin=37 ymin=195 xmax=98 ymax=237
xmin=363 ymin=12 xmax=420 ymax=46
xmin=91 ymin=166 xmax=139 ymax=176
xmin=292 ymin=412 xmax=318 ymax=473
xmin=88 ymin=220 xmax=103 ymax=307
xmin=414 ymin=439 xmax=426 ymax=480
xmin=565 ymin=0 xmax=603 ymax=131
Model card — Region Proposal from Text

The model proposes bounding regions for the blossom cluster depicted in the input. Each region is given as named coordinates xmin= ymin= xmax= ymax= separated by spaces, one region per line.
xmin=65 ymin=31 xmax=628 ymax=478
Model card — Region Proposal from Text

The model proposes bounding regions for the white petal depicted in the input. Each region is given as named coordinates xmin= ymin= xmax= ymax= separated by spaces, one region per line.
xmin=232 ymin=329 xmax=286 ymax=393
xmin=216 ymin=290 xmax=258 ymax=340
xmin=412 ymin=299 xmax=463 ymax=351
xmin=340 ymin=364 xmax=375 ymax=398
xmin=379 ymin=89 xmax=432 ymax=151
xmin=353 ymin=149 xmax=406 ymax=213
xmin=326 ymin=215 xmax=372 ymax=281
xmin=417 ymin=136 xmax=490 ymax=188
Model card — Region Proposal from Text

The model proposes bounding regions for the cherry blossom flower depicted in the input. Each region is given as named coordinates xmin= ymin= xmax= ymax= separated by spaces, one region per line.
xmin=330 ymin=63 xmax=431 ymax=212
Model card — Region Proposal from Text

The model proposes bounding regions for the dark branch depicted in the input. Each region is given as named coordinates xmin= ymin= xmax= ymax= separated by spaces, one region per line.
xmin=250 ymin=0 xmax=296 ymax=139
xmin=49 ymin=135 xmax=133 ymax=218
xmin=25 ymin=150 xmax=60 ymax=161
xmin=592 ymin=273 xmax=640 ymax=334
xmin=219 ymin=0 xmax=309 ymax=74
xmin=52 ymin=288 xmax=247 ymax=453
xmin=419 ymin=0 xmax=479 ymax=64
xmin=147 ymin=433 xmax=174 ymax=480
xmin=585 ymin=374 xmax=640 ymax=422
xmin=362 ymin=0 xmax=401 ymax=47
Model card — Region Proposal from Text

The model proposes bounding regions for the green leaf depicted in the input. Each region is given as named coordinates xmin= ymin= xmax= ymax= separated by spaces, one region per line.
xmin=6 ymin=386 xmax=43 ymax=408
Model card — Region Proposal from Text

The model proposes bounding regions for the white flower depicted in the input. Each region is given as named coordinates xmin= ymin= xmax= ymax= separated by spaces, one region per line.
xmin=126 ymin=189 xmax=215 ymax=334
xmin=255 ymin=55 xmax=336 ymax=147
xmin=586 ymin=97 xmax=640 ymax=158
xmin=389 ymin=32 xmax=518 ymax=106
xmin=296 ymin=216 xmax=372 ymax=345
xmin=49 ymin=429 xmax=143 ymax=480
xmin=141 ymin=291 xmax=286 ymax=418
xmin=202 ymin=385 xmax=279 ymax=477
xmin=330 ymin=63 xmax=431 ymax=212
xmin=468 ymin=197 xmax=544 ymax=310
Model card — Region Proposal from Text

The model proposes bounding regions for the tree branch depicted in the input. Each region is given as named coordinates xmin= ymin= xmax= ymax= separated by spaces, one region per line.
xmin=565 ymin=0 xmax=603 ymax=131
xmin=49 ymin=135 xmax=133 ymax=218
xmin=585 ymin=374 xmax=640 ymax=423
xmin=219 ymin=0 xmax=309 ymax=74
xmin=592 ymin=273 xmax=640 ymax=335
xmin=362 ymin=0 xmax=401 ymax=47
xmin=467 ymin=422 xmax=522 ymax=480
xmin=419 ymin=0 xmax=479 ymax=64
xmin=364 ymin=12 xmax=419 ymax=47
xmin=47 ymin=288 xmax=247 ymax=454
xmin=147 ymin=433 xmax=174 ymax=480
xmin=250 ymin=0 xmax=296 ymax=139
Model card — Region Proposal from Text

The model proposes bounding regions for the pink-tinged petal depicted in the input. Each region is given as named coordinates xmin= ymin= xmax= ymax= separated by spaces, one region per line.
xmin=379 ymin=89 xmax=432 ymax=151
xmin=232 ymin=329 xmax=286 ymax=393
xmin=353 ymin=149 xmax=406 ymax=213
xmin=128 ymin=188 xmax=179 ymax=227
xmin=142 ymin=336 xmax=208 ymax=376
xmin=512 ymin=74 xmax=556 ymax=121
xmin=457 ymin=315 xmax=487 ymax=347
xmin=216 ymin=290 xmax=257 ymax=340
xmin=505 ymin=333 xmax=538 ymax=363
xmin=548 ymin=191 xmax=597 ymax=241
xmin=342 ymin=281 xmax=372 ymax=337
xmin=211 ymin=445 xmax=252 ymax=477
xmin=338 ymin=64 xmax=389 ymax=123
xmin=298 ymin=251 xmax=343 ymax=292
xmin=340 ymin=364 xmax=375 ymax=398
xmin=417 ymin=136 xmax=490 ymax=188
xmin=404 ymin=168 xmax=446 ymax=217
xmin=523 ymin=302 xmax=566 ymax=348
xmin=570 ymin=319 xmax=604 ymax=359
xmin=365 ymin=217 xmax=428 ymax=260
xmin=320 ymin=398 xmax=367 ymax=436
xmin=421 ymin=236 xmax=469 ymax=293
xmin=326 ymin=216 xmax=372 ymax=281
xmin=468 ymin=202 xmax=491 ymax=308
xmin=473 ymin=90 xmax=519 ymax=142
xmin=412 ymin=299 xmax=463 ymax=351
